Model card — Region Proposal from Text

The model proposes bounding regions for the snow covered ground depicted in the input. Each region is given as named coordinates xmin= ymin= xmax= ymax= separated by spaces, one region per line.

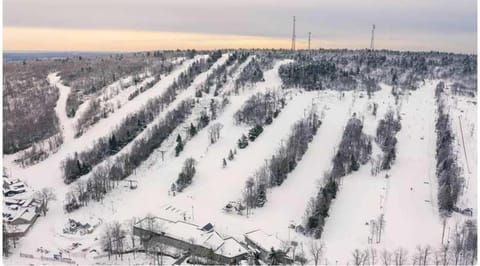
xmin=3 ymin=55 xmax=203 ymax=191
xmin=3 ymin=51 xmax=477 ymax=266
xmin=49 ymin=73 xmax=75 ymax=142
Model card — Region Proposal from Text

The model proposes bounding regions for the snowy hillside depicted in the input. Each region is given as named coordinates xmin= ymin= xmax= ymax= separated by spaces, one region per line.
xmin=2 ymin=49 xmax=477 ymax=265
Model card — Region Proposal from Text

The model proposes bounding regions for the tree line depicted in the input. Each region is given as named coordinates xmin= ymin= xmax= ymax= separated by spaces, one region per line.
xmin=243 ymin=109 xmax=321 ymax=212
xmin=374 ymin=110 xmax=402 ymax=172
xmin=62 ymin=51 xmax=194 ymax=117
xmin=233 ymin=90 xmax=286 ymax=126
xmin=196 ymin=52 xmax=241 ymax=97
xmin=234 ymin=57 xmax=265 ymax=90
xmin=278 ymin=50 xmax=476 ymax=95
xmin=64 ymin=99 xmax=194 ymax=212
xmin=304 ymin=115 xmax=372 ymax=239
xmin=62 ymin=54 xmax=221 ymax=184
xmin=435 ymin=82 xmax=464 ymax=215
xmin=345 ymin=220 xmax=476 ymax=266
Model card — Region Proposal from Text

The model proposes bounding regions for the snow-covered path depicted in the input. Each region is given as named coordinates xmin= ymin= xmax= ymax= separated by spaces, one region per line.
xmin=49 ymin=73 xmax=75 ymax=142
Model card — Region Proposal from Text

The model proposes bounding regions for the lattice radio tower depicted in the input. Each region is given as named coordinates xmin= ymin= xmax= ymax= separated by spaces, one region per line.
xmin=370 ymin=24 xmax=376 ymax=51
xmin=291 ymin=16 xmax=296 ymax=51
xmin=308 ymin=32 xmax=311 ymax=50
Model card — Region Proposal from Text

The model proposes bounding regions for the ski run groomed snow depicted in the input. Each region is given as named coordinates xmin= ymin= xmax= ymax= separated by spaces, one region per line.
xmin=3 ymin=54 xmax=477 ymax=266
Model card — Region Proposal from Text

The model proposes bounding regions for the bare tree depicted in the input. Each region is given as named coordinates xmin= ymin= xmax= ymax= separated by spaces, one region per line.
xmin=370 ymin=248 xmax=378 ymax=266
xmin=362 ymin=249 xmax=370 ymax=265
xmin=352 ymin=249 xmax=369 ymax=266
xmin=208 ymin=123 xmax=223 ymax=144
xmin=126 ymin=217 xmax=138 ymax=258
xmin=376 ymin=214 xmax=385 ymax=243
xmin=111 ymin=221 xmax=126 ymax=260
xmin=157 ymin=243 xmax=167 ymax=266
xmin=34 ymin=187 xmax=57 ymax=216
xmin=433 ymin=250 xmax=442 ymax=266
xmin=419 ymin=245 xmax=432 ymax=266
xmin=381 ymin=249 xmax=392 ymax=266
xmin=308 ymin=240 xmax=324 ymax=266
xmin=394 ymin=247 xmax=408 ymax=266
xmin=102 ymin=224 xmax=114 ymax=260
xmin=440 ymin=243 xmax=450 ymax=266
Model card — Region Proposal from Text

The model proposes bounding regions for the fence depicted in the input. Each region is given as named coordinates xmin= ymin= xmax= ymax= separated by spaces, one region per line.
xmin=19 ymin=252 xmax=76 ymax=265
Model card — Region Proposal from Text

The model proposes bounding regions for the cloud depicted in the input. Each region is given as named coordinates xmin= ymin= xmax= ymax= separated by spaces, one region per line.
xmin=4 ymin=0 xmax=477 ymax=52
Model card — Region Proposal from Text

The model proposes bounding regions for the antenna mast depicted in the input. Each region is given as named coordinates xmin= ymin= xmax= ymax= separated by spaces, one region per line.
xmin=370 ymin=24 xmax=375 ymax=51
xmin=291 ymin=16 xmax=296 ymax=51
xmin=308 ymin=32 xmax=311 ymax=50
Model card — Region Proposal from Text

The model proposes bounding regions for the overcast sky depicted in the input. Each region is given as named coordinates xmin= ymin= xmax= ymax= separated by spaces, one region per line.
xmin=4 ymin=0 xmax=477 ymax=53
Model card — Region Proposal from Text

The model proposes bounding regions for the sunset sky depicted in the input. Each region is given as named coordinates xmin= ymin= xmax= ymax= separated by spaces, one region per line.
xmin=4 ymin=0 xmax=477 ymax=53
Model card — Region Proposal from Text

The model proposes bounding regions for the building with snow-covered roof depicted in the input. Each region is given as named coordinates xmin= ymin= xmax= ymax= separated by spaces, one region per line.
xmin=4 ymin=207 xmax=39 ymax=237
xmin=3 ymin=176 xmax=27 ymax=196
xmin=244 ymin=229 xmax=292 ymax=264
xmin=11 ymin=207 xmax=38 ymax=225
xmin=133 ymin=216 xmax=248 ymax=264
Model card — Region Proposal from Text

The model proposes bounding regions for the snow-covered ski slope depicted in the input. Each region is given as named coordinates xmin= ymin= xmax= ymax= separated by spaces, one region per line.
xmin=321 ymin=81 xmax=443 ymax=263
xmin=3 ymin=51 xmax=477 ymax=265
xmin=4 ymin=56 xmax=203 ymax=190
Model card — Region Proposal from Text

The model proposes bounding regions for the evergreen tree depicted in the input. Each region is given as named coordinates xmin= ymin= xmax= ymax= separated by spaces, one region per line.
xmin=109 ymin=134 xmax=118 ymax=154
xmin=228 ymin=149 xmax=234 ymax=161
xmin=238 ymin=134 xmax=249 ymax=149
xmin=198 ymin=113 xmax=210 ymax=128
xmin=210 ymin=99 xmax=218 ymax=120
xmin=222 ymin=158 xmax=227 ymax=168
xmin=175 ymin=134 xmax=184 ymax=156
xmin=351 ymin=155 xmax=360 ymax=171
xmin=189 ymin=123 xmax=197 ymax=137
xmin=248 ymin=125 xmax=264 ymax=141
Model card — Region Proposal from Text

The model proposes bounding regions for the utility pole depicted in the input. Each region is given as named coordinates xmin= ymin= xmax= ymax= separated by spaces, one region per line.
xmin=291 ymin=16 xmax=296 ymax=51
xmin=370 ymin=24 xmax=376 ymax=51
xmin=308 ymin=32 xmax=311 ymax=50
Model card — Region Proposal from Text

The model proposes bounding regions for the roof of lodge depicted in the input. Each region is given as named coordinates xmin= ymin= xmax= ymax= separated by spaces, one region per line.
xmin=135 ymin=216 xmax=248 ymax=258
xmin=244 ymin=229 xmax=285 ymax=252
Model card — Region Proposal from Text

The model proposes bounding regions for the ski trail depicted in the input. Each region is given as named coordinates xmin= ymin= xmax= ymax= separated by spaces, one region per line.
xmin=382 ymin=80 xmax=443 ymax=250
xmin=250 ymin=90 xmax=353 ymax=236
xmin=2 ymin=56 xmax=203 ymax=192
xmin=48 ymin=73 xmax=75 ymax=142
xmin=74 ymin=53 xmax=231 ymax=185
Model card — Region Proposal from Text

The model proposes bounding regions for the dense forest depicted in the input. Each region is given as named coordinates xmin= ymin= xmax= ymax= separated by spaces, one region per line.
xmin=279 ymin=50 xmax=476 ymax=95
xmin=3 ymin=61 xmax=60 ymax=154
